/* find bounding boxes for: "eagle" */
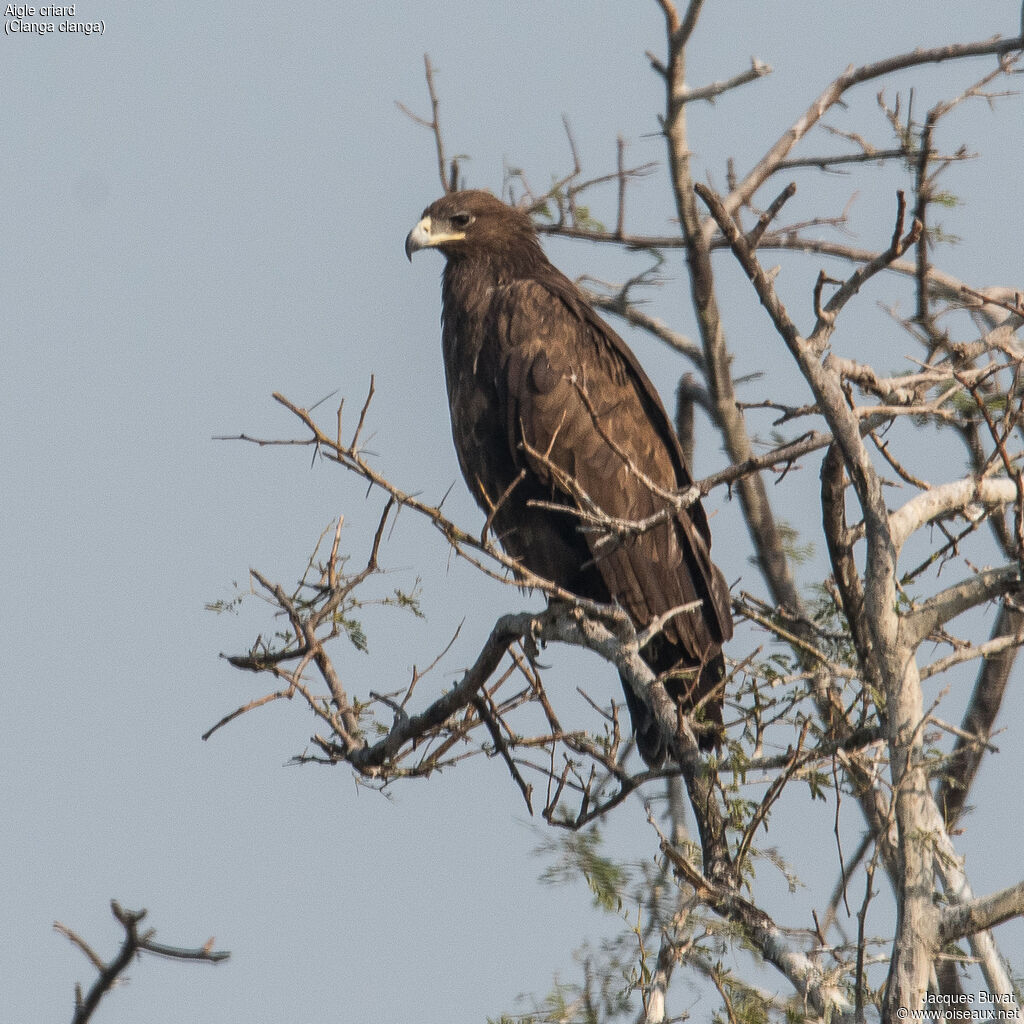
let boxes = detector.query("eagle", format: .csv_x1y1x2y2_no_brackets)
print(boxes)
406,190,732,764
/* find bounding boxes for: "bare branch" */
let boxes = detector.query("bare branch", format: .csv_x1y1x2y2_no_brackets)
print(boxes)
716,33,1024,235
941,879,1024,944
812,191,922,342
581,284,706,369
680,57,772,105
394,54,459,194
890,477,1023,552
348,610,536,773
773,146,907,172
920,623,1024,682
56,901,228,1024
745,181,796,250
903,566,1022,646
937,601,1024,827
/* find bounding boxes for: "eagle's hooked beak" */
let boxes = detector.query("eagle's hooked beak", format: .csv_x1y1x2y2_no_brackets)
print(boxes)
405,215,466,261
405,217,431,261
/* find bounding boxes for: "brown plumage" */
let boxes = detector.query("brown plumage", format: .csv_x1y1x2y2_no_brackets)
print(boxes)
406,190,732,764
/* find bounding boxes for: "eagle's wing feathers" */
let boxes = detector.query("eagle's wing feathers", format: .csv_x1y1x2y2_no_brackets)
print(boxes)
495,280,731,658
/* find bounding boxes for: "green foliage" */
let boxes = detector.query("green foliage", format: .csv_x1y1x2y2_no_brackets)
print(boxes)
803,768,831,801
756,847,803,895
391,585,425,618
569,204,606,233
725,792,760,831
539,827,628,915
925,222,962,246
749,515,814,569
806,585,859,668
538,979,600,1024
945,382,1009,421
336,615,368,652
712,965,773,1024
207,541,424,663
204,587,246,614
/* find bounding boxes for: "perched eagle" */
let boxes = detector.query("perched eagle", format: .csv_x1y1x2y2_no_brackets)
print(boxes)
406,190,732,764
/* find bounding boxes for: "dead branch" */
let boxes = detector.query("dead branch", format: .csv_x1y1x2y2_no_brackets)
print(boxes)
940,879,1024,944
56,901,228,1024
890,476,1023,552
937,601,1024,827
903,566,1022,646
395,54,459,194
716,34,1024,237
678,57,772,105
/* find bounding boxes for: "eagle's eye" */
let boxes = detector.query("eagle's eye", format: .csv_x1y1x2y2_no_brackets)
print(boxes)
450,212,474,230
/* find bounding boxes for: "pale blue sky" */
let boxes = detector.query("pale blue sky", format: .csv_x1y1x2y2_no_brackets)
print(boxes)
3,3,1023,1021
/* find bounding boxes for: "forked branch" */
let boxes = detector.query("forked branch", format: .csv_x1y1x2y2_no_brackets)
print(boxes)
55,901,228,1024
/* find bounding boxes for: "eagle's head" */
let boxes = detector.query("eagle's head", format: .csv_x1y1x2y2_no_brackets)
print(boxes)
405,190,538,264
